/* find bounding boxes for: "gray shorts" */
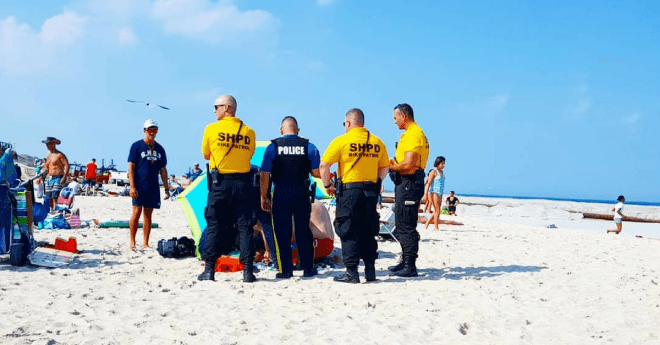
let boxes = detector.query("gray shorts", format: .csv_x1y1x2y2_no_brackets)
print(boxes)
614,218,622,224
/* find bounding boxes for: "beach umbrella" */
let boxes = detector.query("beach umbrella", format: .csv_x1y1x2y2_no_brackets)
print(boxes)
176,141,330,258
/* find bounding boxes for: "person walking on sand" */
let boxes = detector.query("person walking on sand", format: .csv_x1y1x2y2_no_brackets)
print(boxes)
197,95,257,283
42,137,70,211
388,103,429,278
85,158,97,196
607,195,626,234
128,120,170,250
423,156,445,230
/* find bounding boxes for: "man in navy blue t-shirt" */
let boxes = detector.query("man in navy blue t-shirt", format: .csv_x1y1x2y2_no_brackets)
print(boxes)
128,119,170,249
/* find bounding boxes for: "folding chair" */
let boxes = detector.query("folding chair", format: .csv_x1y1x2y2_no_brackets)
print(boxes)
54,186,75,212
378,205,399,242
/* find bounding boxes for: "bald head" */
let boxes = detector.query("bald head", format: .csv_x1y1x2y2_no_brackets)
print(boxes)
280,116,299,135
345,108,365,127
214,95,237,115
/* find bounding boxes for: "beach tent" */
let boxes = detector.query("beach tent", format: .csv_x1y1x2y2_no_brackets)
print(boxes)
177,140,331,258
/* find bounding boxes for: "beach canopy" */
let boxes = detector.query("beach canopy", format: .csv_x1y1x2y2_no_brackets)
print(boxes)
176,141,331,257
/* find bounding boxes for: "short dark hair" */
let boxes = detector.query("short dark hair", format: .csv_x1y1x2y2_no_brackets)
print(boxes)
434,156,445,167
281,116,298,127
345,108,364,126
92,158,96,162
450,191,454,194
394,103,414,121
617,195,625,202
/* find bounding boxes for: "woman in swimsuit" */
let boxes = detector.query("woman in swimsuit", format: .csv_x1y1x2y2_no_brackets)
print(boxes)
423,156,445,230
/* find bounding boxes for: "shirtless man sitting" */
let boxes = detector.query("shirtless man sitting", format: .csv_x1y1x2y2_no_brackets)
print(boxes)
42,137,69,210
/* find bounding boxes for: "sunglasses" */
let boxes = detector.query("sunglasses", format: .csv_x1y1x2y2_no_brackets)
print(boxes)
146,128,158,133
215,104,230,111
394,104,402,109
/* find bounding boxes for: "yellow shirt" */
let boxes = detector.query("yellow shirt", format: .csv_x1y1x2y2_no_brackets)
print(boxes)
201,116,256,174
395,122,429,172
321,127,389,183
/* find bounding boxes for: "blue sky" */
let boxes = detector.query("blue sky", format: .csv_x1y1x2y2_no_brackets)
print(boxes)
1,0,658,202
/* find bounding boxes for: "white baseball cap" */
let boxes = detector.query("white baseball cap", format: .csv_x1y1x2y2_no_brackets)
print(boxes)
143,119,158,129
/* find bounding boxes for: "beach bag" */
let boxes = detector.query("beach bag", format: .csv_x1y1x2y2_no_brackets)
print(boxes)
42,213,70,230
157,236,196,258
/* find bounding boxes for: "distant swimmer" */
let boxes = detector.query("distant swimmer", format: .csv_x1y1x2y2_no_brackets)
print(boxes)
127,99,170,110
607,195,626,234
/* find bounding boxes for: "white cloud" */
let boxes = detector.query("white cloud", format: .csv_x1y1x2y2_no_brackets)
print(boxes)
487,94,509,109
317,0,336,6
0,12,87,75
117,27,137,46
40,11,87,46
151,0,278,44
622,112,642,125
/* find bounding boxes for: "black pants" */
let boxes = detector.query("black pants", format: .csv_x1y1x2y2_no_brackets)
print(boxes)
394,178,424,260
334,186,379,267
271,184,313,273
202,175,254,265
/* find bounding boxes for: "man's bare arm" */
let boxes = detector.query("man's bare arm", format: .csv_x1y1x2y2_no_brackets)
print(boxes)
377,166,389,181
60,154,70,183
390,151,419,175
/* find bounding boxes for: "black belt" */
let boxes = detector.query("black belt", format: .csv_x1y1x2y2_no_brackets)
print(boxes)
400,169,424,180
342,181,377,191
211,170,251,182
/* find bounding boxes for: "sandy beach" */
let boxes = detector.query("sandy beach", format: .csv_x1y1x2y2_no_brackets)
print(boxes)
1,192,659,344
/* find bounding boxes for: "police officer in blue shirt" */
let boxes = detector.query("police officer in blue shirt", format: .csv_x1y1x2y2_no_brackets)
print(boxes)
260,116,321,279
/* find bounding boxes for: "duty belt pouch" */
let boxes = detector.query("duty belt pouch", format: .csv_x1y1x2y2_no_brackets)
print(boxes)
309,181,316,205
414,169,426,200
206,164,212,191
389,171,402,185
335,179,344,198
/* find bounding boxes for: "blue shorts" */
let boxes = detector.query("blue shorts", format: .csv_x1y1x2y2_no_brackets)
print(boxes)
84,179,96,188
132,189,161,209
45,175,64,200
614,218,622,224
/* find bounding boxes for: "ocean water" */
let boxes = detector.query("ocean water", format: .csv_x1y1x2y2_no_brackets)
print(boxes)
457,194,660,207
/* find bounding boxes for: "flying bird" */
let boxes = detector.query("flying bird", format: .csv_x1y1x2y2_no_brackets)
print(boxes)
127,99,170,110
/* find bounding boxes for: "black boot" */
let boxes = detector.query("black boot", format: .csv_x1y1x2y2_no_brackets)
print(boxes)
365,263,376,282
387,255,405,272
243,262,256,283
303,267,318,278
389,257,418,277
334,266,360,283
197,260,216,281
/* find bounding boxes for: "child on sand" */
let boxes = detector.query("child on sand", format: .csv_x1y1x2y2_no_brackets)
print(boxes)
607,195,625,234
423,156,445,230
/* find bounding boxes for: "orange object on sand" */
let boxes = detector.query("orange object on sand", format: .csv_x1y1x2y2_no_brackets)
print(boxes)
42,236,78,253
214,256,244,273
292,238,334,265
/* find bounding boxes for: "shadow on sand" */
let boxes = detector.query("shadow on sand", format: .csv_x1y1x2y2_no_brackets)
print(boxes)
365,264,547,283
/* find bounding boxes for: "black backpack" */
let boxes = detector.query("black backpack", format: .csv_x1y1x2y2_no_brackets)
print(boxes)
157,236,196,258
